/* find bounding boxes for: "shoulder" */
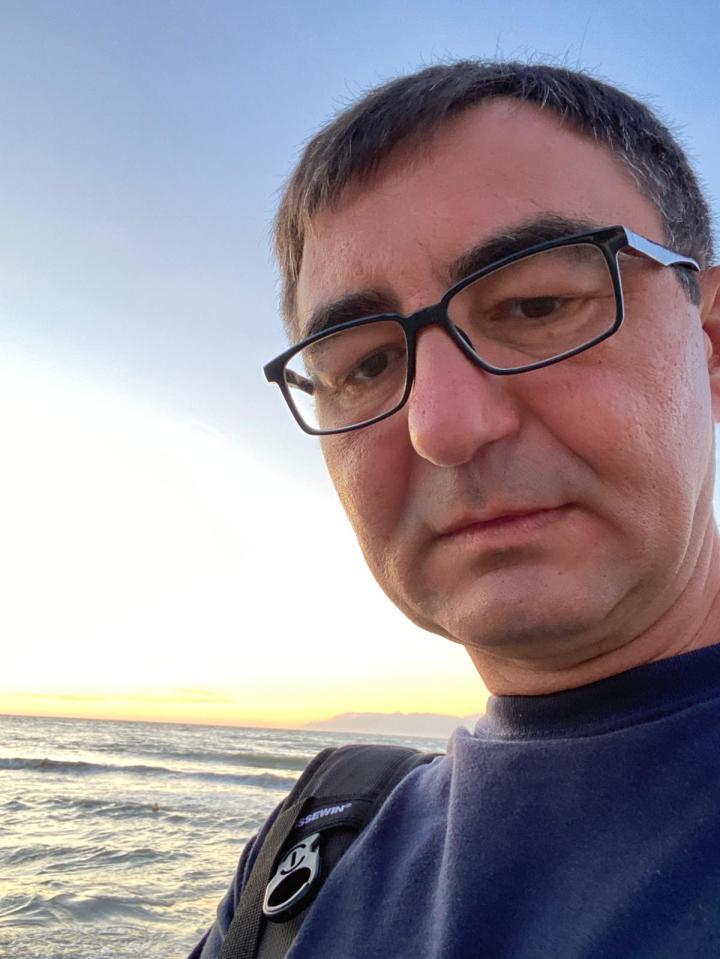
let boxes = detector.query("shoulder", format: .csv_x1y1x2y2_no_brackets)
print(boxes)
187,741,451,959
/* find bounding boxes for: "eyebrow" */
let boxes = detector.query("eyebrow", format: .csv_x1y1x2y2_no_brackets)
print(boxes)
447,214,601,284
299,213,602,341
301,289,403,340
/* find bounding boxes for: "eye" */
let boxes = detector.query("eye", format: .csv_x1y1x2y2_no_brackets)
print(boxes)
335,344,407,399
510,297,565,319
353,350,394,381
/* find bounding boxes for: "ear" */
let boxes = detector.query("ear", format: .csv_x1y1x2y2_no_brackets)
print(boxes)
699,267,720,422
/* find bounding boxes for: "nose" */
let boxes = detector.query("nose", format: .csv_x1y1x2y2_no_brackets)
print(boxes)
406,326,522,467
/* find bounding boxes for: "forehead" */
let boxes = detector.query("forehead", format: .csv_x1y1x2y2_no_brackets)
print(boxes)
295,99,664,335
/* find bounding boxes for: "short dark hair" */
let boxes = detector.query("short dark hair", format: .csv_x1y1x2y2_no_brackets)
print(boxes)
275,60,714,331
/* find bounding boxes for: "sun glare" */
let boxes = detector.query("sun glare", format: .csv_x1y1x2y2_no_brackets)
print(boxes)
1,360,487,726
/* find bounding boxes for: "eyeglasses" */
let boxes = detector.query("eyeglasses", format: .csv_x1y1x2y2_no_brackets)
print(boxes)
264,225,699,435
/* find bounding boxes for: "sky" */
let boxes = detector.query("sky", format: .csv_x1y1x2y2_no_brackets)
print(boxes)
2,0,719,728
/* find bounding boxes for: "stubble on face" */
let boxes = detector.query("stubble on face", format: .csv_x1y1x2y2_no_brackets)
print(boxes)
298,100,719,692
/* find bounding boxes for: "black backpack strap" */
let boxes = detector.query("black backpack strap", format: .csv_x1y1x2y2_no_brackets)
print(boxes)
219,743,440,959
218,747,336,959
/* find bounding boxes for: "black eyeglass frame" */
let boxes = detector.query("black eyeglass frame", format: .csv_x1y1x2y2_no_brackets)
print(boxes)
264,224,699,436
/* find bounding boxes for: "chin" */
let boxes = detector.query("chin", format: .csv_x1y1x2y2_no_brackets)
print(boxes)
387,542,644,656
430,582,621,658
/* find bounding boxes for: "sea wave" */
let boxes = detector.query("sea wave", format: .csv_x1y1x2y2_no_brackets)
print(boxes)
0,716,351,959
0,891,172,927
42,796,190,822
8,843,179,869
26,735,316,771
7,844,79,866
0,756,297,789
153,747,314,770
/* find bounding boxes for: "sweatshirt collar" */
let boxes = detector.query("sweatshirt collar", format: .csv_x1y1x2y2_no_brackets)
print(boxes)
478,643,720,740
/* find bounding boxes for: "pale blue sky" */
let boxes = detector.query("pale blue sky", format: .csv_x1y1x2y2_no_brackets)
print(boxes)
2,1,719,724
2,0,718,464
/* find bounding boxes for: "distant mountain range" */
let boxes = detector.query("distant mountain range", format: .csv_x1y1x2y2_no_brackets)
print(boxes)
304,711,482,738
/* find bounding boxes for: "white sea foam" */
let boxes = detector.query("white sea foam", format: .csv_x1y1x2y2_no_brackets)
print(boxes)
0,755,298,788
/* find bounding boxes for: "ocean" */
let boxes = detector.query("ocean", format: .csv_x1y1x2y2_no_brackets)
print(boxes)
0,714,446,959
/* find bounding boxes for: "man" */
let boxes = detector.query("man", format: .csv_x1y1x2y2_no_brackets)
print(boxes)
191,61,720,957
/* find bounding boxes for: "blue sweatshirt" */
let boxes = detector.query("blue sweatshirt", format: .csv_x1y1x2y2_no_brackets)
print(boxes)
190,644,720,958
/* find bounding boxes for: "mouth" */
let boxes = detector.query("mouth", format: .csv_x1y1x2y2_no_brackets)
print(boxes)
437,505,574,544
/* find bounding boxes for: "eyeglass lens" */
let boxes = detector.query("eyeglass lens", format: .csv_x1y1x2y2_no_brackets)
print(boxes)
284,243,617,432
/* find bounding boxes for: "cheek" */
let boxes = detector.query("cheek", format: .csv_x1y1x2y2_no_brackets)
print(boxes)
625,308,713,494
321,422,412,557
544,302,712,523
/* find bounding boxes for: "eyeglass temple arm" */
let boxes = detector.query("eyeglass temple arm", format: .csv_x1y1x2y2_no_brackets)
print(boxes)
623,228,700,271
284,368,315,395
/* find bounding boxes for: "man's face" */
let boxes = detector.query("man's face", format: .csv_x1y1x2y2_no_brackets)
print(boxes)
295,100,717,681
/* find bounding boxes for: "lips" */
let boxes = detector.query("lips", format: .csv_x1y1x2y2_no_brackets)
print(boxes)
437,505,570,539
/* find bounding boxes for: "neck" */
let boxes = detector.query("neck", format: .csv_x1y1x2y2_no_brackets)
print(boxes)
469,523,720,697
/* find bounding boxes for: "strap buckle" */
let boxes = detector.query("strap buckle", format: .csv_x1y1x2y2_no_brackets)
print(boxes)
262,832,322,922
